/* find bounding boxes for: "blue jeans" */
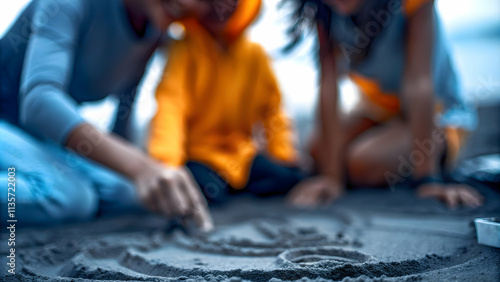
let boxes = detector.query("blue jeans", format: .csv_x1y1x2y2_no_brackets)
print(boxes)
0,121,141,226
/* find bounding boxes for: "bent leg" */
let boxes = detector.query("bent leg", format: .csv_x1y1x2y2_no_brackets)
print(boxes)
309,103,377,173
0,121,98,226
70,157,143,216
245,155,306,196
347,119,413,187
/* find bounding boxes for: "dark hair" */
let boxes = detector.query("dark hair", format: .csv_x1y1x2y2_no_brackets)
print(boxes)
281,0,332,53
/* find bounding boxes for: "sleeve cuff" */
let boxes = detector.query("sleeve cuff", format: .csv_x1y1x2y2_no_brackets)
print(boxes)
21,84,86,145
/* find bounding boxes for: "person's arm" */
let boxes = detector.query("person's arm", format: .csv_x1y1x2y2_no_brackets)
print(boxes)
402,0,436,179
20,0,212,229
287,23,344,206
145,41,215,227
404,1,483,208
317,36,343,185
66,123,213,229
19,0,87,143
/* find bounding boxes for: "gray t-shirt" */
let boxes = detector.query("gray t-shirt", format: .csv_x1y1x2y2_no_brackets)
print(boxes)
329,0,476,130
0,0,164,143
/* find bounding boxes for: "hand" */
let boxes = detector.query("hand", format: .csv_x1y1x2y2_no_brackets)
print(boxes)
134,164,214,232
287,176,344,207
416,183,484,209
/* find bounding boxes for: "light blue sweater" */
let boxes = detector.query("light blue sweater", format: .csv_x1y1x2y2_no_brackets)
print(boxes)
0,0,165,143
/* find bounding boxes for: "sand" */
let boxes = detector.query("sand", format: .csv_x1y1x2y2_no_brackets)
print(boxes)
1,104,499,282
1,182,499,282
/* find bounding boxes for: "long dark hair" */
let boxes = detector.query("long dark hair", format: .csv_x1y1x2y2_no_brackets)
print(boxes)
282,0,332,53
283,0,392,65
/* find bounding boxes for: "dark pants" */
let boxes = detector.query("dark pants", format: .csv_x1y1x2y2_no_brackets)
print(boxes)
186,155,306,203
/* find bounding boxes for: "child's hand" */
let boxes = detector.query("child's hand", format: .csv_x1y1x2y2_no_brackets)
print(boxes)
287,176,344,207
134,164,214,232
416,183,484,209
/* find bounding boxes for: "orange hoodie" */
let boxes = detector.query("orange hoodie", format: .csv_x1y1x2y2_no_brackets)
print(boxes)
148,0,297,189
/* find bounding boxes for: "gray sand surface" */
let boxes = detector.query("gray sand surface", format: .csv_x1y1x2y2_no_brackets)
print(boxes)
1,184,499,282
1,105,499,281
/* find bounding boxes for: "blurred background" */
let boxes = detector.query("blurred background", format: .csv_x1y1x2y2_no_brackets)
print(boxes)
1,0,499,149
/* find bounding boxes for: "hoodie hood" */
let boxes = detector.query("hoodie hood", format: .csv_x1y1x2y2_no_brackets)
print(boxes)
223,0,262,42
176,0,261,44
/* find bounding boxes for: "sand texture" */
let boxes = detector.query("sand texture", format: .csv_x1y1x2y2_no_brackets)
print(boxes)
1,184,499,282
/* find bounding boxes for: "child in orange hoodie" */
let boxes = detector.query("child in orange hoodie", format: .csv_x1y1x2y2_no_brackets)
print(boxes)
148,0,307,203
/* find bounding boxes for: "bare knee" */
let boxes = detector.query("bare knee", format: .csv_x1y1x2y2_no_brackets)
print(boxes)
347,143,387,187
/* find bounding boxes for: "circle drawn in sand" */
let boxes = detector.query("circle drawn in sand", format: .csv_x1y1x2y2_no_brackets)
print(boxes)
277,247,372,268
173,217,358,256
